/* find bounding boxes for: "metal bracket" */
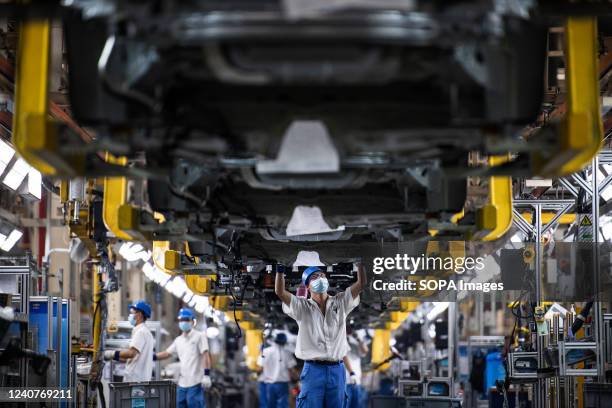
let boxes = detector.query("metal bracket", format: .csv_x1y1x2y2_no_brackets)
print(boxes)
512,199,575,238
508,352,540,380
558,341,599,376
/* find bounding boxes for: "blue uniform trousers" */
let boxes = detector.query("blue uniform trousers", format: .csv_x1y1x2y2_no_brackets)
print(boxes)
297,361,347,408
266,382,289,408
259,382,268,408
177,384,206,408
345,384,360,408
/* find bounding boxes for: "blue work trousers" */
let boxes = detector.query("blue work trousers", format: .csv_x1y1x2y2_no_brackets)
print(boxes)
259,382,268,408
297,361,347,408
266,382,289,408
177,384,206,408
345,384,360,408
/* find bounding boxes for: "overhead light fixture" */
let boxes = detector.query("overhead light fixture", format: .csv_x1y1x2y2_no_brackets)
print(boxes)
0,229,23,252
25,167,42,200
426,302,449,321
2,158,30,190
119,242,150,263
0,139,14,175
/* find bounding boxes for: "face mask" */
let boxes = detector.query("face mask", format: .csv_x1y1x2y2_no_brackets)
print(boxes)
128,314,137,326
179,321,192,332
310,277,329,294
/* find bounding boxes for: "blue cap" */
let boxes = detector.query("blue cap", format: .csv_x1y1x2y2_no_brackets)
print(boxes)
302,266,323,286
177,308,195,320
128,300,152,319
275,332,288,345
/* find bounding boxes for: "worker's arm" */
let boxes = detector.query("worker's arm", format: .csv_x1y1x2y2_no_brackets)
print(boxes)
343,355,358,385
201,350,213,387
155,351,172,360
155,338,177,361
202,350,211,370
105,347,139,361
350,263,367,299
343,355,354,374
289,367,300,381
275,272,291,306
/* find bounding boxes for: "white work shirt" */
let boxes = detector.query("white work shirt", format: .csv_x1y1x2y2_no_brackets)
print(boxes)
123,323,154,383
166,329,210,388
257,343,297,383
282,287,359,361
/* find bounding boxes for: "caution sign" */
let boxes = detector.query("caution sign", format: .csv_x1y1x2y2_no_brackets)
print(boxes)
577,214,593,242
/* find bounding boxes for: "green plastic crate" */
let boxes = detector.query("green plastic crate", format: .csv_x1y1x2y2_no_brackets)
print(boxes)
109,381,176,408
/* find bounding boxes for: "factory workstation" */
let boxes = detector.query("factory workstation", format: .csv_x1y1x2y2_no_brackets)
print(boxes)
1,1,612,407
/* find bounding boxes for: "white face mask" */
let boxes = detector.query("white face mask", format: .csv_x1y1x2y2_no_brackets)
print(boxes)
310,277,329,293
128,313,137,326
178,321,193,332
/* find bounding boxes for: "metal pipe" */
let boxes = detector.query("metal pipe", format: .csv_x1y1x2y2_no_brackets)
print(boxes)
56,297,62,387
552,314,561,408
591,157,606,381
92,265,102,359
535,204,547,408
564,312,573,408
448,301,456,391
514,199,576,206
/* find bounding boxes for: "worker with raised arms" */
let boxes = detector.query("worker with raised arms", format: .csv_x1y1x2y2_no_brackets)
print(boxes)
275,263,367,408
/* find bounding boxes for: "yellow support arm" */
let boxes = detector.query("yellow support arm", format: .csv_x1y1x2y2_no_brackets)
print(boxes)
370,329,392,371
245,330,263,371
183,242,215,294
535,17,603,176
12,20,56,175
102,154,136,240
386,311,410,331
473,156,512,241
12,20,85,175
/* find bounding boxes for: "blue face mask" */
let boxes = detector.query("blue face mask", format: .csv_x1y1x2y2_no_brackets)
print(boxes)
310,277,329,294
179,321,193,332
128,314,137,327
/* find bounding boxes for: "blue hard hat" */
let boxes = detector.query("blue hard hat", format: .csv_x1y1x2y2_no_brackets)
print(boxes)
275,332,288,345
302,266,323,286
128,300,152,319
177,308,195,320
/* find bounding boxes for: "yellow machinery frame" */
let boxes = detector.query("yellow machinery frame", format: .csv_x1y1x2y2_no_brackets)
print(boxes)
536,17,603,176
